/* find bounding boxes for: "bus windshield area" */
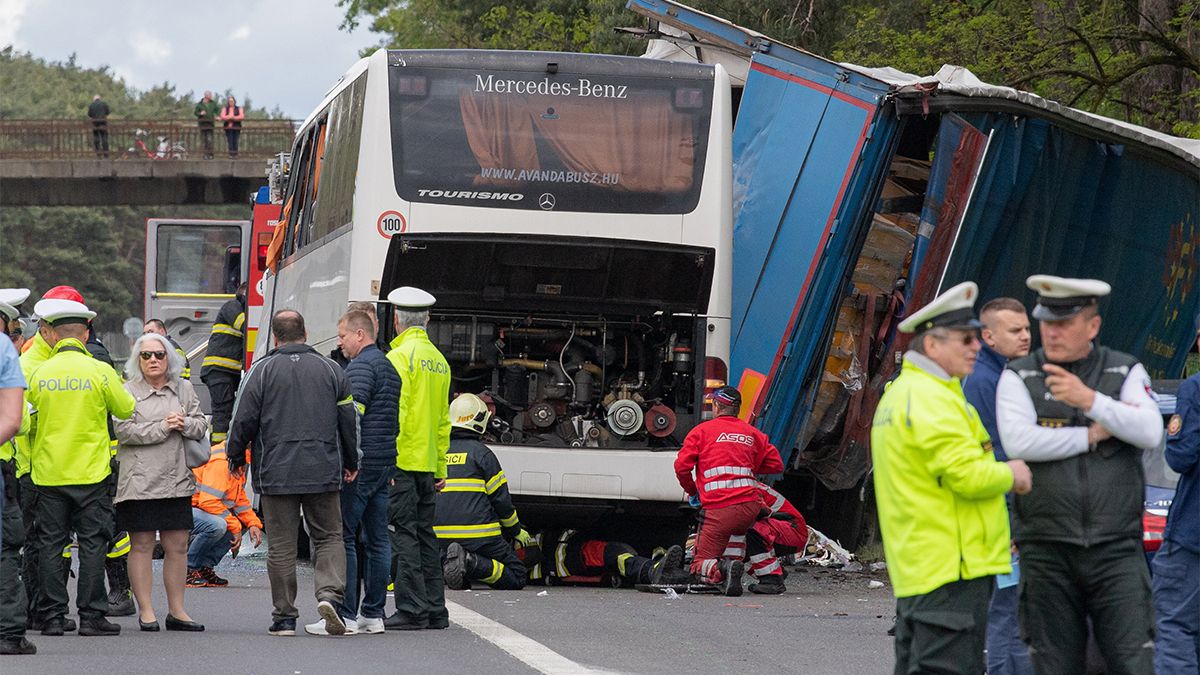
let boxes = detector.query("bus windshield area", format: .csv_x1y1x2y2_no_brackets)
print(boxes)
389,62,713,214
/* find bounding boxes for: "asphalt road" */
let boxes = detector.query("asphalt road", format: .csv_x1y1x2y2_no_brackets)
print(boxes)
10,555,897,674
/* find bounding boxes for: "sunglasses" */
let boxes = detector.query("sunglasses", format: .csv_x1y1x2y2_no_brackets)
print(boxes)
139,351,167,361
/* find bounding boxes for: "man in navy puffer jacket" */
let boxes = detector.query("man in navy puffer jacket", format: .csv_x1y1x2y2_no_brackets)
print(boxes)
328,309,401,635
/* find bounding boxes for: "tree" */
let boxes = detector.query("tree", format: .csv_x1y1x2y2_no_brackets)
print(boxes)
832,0,1199,137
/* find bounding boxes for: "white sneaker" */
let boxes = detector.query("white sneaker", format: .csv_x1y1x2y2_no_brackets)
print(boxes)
304,617,358,636
316,600,348,636
356,615,385,634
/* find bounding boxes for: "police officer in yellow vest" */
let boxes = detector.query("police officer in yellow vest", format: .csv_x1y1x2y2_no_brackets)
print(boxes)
25,298,135,637
383,286,451,631
871,281,1033,674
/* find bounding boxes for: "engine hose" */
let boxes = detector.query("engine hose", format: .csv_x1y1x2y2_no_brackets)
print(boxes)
498,358,601,376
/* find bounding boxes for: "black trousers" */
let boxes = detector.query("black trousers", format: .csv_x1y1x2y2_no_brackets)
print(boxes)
1019,538,1154,675
388,471,446,623
443,536,526,590
203,373,239,443
1,466,28,638
17,474,48,621
34,482,113,620
91,123,108,155
893,576,993,675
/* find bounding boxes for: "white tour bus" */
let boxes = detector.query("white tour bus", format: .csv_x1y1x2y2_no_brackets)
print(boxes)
260,49,732,512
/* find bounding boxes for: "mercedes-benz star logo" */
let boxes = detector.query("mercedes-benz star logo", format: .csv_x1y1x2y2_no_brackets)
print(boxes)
538,193,556,210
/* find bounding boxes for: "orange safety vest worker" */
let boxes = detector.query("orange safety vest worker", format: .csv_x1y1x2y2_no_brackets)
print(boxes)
191,448,261,535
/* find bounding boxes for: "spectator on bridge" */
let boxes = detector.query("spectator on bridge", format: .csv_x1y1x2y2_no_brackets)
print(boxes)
219,96,245,159
87,95,110,158
194,91,220,159
113,332,207,632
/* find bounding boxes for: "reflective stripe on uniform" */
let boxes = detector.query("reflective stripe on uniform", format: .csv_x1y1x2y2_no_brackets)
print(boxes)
441,478,486,493
211,323,244,338
202,355,242,371
107,531,131,558
197,484,224,499
62,544,73,559
703,478,757,491
433,523,502,539
762,485,787,513
485,471,507,495
483,559,504,584
233,313,246,330
616,552,633,576
338,395,354,406
702,465,754,479
232,504,252,514
499,511,519,528
211,432,228,442
355,402,366,415
753,559,782,576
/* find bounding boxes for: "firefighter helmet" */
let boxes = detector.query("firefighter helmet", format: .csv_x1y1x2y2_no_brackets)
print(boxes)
450,393,491,434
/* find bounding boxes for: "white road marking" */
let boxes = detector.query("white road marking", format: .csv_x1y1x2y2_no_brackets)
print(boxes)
445,600,604,674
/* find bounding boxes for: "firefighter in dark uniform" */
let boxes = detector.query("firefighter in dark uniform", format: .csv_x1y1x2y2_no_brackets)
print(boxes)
519,530,684,587
26,298,136,637
996,275,1163,675
436,393,528,590
200,283,247,444
0,288,35,655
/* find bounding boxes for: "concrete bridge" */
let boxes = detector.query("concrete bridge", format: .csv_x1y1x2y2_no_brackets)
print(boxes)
0,119,295,206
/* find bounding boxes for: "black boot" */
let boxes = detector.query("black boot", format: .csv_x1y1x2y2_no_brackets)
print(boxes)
648,545,685,585
717,559,744,597
79,616,121,636
105,558,135,617
0,637,37,654
442,542,473,591
748,574,786,595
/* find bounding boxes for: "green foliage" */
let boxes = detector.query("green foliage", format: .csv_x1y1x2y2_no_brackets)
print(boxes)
0,47,275,120
832,0,1199,136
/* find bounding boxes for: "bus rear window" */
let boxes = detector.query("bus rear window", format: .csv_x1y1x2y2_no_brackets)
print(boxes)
389,65,712,214
155,225,241,295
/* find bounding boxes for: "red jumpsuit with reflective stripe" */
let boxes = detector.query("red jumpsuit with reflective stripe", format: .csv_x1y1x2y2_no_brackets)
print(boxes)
675,415,784,582
745,482,808,578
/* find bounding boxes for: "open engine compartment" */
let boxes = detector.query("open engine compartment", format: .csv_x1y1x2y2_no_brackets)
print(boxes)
429,311,706,449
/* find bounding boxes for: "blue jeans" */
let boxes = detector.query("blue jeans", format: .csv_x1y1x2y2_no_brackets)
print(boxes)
338,464,392,619
1153,541,1200,674
188,507,231,569
987,579,1033,675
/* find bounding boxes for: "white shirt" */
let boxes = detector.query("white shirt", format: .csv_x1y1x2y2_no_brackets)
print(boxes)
996,358,1162,462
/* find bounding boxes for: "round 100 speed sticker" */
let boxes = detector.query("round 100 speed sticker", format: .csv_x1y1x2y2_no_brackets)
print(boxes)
377,210,407,239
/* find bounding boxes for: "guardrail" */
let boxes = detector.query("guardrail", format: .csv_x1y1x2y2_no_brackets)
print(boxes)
0,119,297,159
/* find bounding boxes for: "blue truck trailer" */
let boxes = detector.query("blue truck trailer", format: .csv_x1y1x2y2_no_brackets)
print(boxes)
628,0,1200,546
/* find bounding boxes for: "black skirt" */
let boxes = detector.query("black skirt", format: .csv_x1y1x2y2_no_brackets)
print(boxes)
115,496,194,533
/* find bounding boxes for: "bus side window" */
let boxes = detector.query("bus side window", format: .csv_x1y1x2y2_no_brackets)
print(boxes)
282,127,316,258
297,120,328,251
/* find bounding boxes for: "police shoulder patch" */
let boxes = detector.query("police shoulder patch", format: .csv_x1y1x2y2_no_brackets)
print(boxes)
1167,414,1182,437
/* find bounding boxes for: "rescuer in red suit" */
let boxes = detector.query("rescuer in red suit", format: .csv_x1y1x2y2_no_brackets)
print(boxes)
674,386,784,596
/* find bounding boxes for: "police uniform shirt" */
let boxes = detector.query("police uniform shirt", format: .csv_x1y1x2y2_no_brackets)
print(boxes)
995,360,1163,460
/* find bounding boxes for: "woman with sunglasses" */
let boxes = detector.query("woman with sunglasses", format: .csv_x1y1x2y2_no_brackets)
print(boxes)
112,333,208,632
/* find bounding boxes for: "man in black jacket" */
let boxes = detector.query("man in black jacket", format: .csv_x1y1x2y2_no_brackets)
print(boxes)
227,310,360,637
87,95,109,158
996,276,1163,675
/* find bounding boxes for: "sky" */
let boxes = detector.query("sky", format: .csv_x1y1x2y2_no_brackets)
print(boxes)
1,0,382,118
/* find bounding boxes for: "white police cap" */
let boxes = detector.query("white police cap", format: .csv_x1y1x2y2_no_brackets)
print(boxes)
386,286,436,309
32,298,96,325
898,281,981,334
1026,275,1111,321
0,288,31,321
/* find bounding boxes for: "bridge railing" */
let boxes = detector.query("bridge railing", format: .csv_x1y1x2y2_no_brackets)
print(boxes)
0,119,297,159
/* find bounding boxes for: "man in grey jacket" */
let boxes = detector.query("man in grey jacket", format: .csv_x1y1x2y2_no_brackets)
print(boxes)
227,310,359,637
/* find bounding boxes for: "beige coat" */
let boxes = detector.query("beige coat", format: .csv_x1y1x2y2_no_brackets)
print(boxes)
113,378,208,502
